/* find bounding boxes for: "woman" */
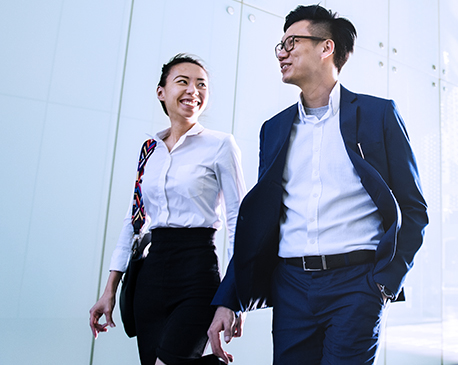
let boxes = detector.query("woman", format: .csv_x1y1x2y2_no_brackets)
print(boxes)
90,54,246,365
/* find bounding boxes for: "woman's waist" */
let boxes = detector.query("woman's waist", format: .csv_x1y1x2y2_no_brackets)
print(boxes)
150,227,216,243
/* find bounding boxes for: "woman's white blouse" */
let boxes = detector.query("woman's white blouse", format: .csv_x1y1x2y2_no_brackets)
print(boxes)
109,123,246,272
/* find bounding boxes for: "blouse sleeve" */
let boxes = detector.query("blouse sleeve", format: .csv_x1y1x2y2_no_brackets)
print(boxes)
214,135,247,261
108,203,134,272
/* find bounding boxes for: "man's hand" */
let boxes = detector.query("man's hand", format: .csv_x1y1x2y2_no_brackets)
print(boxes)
234,311,246,338
376,283,391,305
208,306,244,364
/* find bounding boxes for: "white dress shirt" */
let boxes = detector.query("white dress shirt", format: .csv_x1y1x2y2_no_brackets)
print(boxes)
279,82,384,258
110,122,246,272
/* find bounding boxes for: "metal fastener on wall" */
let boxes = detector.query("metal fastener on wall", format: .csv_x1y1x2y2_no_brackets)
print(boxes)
248,14,256,22
226,6,234,15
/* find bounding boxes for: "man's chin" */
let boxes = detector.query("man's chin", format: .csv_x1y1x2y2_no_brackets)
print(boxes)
281,75,296,86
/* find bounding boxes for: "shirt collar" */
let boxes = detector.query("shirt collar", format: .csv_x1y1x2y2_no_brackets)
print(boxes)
155,121,204,141
297,81,341,123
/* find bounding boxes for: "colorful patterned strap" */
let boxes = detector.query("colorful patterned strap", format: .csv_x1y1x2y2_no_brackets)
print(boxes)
131,139,157,235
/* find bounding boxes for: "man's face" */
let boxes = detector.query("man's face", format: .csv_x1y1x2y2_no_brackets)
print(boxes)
277,20,324,87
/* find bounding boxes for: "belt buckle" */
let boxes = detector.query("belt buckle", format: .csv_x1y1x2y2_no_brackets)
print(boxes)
302,256,327,271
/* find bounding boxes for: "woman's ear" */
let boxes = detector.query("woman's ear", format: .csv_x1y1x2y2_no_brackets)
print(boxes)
157,85,165,101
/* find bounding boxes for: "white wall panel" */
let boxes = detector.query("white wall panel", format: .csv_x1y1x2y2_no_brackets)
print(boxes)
0,95,47,317
440,0,458,85
0,103,116,364
327,0,389,57
19,104,114,318
389,0,439,77
242,0,311,17
339,46,388,98
0,0,63,100
48,0,131,111
0,319,92,365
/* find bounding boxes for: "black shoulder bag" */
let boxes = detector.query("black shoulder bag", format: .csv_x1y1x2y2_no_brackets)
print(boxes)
119,139,156,337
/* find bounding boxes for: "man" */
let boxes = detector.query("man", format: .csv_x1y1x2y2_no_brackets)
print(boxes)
208,4,428,365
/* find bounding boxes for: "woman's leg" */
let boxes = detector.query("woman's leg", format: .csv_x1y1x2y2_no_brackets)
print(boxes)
135,228,220,365
155,296,216,364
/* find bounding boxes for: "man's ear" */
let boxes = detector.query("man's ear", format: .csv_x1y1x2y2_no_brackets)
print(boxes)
322,39,335,59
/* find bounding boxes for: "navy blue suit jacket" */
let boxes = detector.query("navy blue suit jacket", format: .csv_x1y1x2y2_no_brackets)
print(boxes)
212,85,428,312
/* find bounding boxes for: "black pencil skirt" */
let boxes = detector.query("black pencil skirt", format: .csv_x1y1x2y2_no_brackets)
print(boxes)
133,228,221,365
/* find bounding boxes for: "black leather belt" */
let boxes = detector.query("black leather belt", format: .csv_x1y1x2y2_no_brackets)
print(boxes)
284,250,376,271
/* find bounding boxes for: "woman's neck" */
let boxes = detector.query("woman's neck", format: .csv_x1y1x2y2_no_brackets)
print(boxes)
163,118,196,151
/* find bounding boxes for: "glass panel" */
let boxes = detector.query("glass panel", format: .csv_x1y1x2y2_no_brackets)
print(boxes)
385,61,441,364
441,80,458,364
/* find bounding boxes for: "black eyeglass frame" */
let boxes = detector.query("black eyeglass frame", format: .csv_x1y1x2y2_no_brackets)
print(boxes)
275,35,327,58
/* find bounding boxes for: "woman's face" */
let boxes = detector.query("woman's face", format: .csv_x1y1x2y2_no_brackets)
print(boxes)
157,62,208,122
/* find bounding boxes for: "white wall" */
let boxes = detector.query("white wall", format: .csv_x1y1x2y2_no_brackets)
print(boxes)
0,0,457,364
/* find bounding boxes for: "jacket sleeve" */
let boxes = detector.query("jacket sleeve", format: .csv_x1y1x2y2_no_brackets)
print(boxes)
372,100,428,296
211,258,242,312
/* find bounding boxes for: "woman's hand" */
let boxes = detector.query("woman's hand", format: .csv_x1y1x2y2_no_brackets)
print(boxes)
89,293,116,338
89,271,123,338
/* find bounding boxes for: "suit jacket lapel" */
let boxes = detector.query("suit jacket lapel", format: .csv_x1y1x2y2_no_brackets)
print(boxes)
261,104,297,184
339,85,358,154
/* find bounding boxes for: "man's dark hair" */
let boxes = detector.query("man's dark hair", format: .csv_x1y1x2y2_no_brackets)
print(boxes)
158,53,207,116
284,4,357,73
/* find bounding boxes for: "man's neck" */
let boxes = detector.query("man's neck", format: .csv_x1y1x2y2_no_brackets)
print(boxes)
300,76,338,109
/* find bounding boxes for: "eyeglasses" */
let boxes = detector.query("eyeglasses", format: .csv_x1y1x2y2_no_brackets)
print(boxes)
275,35,326,58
